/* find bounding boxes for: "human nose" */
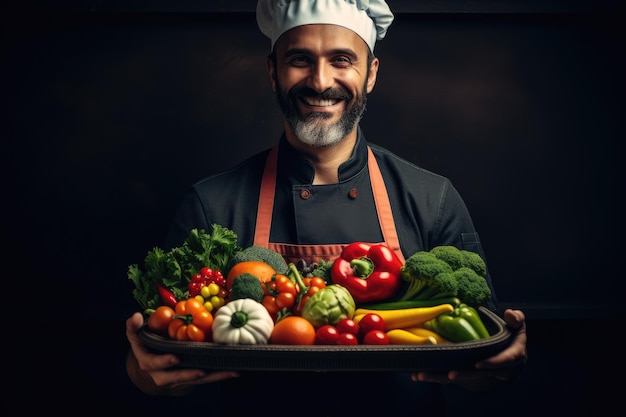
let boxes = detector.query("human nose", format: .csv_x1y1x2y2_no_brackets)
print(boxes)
306,62,333,93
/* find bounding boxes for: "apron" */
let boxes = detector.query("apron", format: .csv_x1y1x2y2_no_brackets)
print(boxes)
253,145,405,265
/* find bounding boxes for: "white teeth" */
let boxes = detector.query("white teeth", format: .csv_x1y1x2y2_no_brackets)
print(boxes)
304,98,337,107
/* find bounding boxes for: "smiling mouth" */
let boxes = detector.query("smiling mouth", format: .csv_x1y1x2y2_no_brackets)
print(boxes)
300,97,341,107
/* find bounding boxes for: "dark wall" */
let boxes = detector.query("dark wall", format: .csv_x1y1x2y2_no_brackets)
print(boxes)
3,6,624,416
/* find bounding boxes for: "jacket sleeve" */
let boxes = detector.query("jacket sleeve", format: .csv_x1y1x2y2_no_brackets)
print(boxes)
433,181,500,312
163,190,212,251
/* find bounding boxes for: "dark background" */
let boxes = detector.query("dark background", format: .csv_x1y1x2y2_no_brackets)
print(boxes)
2,1,624,415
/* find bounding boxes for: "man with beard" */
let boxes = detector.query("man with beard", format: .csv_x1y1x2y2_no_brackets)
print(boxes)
125,1,528,414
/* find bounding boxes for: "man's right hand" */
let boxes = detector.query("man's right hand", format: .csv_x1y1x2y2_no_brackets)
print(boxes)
125,312,239,395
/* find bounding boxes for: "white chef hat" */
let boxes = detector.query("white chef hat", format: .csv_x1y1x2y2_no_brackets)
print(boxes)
256,0,394,52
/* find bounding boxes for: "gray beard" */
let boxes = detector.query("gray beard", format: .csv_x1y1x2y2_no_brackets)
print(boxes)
286,112,351,148
276,84,368,148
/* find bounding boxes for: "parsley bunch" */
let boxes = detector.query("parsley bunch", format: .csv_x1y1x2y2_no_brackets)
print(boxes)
128,225,241,312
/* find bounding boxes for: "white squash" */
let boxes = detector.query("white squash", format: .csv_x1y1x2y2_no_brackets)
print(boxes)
212,298,274,344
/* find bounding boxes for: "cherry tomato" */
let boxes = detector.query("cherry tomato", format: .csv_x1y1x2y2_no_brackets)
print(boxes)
337,332,358,345
363,329,389,345
275,291,296,309
276,278,297,296
199,266,213,277
147,306,175,336
357,313,386,338
309,277,326,289
335,318,360,337
315,325,340,345
262,295,280,318
263,281,277,296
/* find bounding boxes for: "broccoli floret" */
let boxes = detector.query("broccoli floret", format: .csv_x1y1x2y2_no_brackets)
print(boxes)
430,245,466,270
229,273,264,303
399,251,456,301
460,250,487,277
453,267,491,306
430,245,487,278
229,245,289,275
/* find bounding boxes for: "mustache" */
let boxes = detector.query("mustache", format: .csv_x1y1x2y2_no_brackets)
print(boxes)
290,85,353,101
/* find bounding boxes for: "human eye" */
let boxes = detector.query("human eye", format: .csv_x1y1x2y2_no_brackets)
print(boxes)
332,55,353,68
288,55,311,67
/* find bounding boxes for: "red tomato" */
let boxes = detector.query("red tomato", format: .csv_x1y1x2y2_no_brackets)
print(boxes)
362,330,389,345
335,318,359,336
358,313,386,338
315,325,340,345
337,332,358,345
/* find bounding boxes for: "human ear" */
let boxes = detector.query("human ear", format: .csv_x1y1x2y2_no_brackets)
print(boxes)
265,56,277,92
366,57,379,93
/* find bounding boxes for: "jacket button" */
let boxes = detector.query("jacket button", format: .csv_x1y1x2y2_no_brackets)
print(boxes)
300,189,311,199
349,188,358,199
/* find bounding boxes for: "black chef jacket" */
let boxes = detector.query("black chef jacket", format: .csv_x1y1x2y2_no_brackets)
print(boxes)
157,127,501,416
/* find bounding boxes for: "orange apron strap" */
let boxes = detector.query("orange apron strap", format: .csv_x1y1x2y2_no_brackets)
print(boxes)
253,145,278,247
367,147,405,263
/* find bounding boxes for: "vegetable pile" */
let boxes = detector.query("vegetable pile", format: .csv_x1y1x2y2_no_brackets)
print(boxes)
130,229,494,346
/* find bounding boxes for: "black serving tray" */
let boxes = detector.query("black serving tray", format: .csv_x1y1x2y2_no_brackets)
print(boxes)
138,306,512,371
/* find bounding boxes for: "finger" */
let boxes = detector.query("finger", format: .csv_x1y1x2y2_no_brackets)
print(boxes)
411,371,453,385
178,371,240,386
503,309,525,329
126,312,181,371
477,325,527,369
126,312,144,334
152,369,240,388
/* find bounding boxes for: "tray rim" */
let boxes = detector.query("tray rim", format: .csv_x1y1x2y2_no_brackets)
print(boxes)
139,306,512,371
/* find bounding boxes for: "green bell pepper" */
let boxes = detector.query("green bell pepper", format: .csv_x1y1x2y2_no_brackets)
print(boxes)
456,303,490,339
425,303,490,342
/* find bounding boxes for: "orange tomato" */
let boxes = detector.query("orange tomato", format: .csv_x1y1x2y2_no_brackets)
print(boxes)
147,305,175,336
226,261,276,290
270,316,316,345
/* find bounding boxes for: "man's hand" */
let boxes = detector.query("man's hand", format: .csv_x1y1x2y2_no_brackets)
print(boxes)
411,308,528,392
126,312,239,395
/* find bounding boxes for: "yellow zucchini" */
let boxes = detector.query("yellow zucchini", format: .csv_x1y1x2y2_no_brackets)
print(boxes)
353,303,454,331
403,326,451,344
386,328,437,345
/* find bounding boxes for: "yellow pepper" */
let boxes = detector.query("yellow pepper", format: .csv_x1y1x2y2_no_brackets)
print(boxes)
353,303,454,331
402,325,451,344
386,328,437,345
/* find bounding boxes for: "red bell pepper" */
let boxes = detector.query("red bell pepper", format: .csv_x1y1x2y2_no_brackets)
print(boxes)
330,242,403,304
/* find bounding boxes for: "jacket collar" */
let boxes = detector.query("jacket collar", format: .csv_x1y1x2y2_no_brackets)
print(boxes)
277,126,369,184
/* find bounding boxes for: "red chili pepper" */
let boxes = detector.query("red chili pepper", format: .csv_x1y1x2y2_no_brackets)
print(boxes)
330,242,403,304
156,283,178,308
